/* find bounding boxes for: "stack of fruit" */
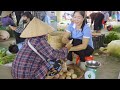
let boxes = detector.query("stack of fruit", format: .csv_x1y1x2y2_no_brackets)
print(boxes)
45,62,84,79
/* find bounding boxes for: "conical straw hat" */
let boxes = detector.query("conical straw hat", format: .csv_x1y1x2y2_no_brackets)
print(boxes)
1,11,12,17
20,17,55,38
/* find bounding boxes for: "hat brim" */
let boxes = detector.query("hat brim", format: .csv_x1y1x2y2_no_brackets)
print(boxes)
20,17,55,38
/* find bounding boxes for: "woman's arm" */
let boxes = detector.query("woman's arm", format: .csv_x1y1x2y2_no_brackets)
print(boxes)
69,25,91,51
69,38,89,51
9,25,17,30
35,37,71,60
9,23,24,33
8,17,16,26
62,23,73,44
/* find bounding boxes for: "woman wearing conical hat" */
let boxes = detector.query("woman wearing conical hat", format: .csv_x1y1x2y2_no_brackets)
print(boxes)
11,17,72,79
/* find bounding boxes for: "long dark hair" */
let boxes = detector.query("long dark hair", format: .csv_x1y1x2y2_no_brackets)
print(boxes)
73,11,87,32
22,12,34,21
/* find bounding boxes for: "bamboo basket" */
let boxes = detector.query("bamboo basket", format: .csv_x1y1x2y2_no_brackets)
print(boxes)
47,31,65,50
57,22,67,31
67,64,85,79
45,64,85,79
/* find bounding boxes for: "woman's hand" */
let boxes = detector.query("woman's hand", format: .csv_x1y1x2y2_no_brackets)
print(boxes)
6,26,11,30
62,31,71,44
9,25,17,30
65,40,73,50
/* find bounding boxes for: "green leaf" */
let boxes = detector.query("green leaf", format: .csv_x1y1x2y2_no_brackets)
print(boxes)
104,31,120,44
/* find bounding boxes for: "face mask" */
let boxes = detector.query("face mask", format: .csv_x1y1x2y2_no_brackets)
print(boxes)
23,20,27,24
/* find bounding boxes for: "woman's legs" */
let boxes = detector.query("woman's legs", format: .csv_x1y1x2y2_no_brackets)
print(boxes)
74,45,94,62
67,51,73,61
67,39,94,62
94,22,99,33
67,39,82,61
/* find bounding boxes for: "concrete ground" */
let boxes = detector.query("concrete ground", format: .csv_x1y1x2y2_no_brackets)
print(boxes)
0,38,15,79
95,21,120,79
0,66,13,79
95,55,120,79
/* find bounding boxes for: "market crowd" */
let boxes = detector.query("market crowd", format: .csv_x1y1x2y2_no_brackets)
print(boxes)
89,11,120,33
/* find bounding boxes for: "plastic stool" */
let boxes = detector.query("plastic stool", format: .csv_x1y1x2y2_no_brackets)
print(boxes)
76,55,94,65
85,55,94,61
76,56,80,65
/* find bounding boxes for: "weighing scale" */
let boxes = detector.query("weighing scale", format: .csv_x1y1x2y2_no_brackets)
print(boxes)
84,60,101,79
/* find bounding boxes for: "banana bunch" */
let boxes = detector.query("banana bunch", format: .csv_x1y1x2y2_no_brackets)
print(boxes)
0,48,7,57
0,48,16,65
1,54,16,64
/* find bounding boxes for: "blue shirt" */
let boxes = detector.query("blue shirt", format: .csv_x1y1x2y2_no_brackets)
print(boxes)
66,24,94,49
17,42,24,50
117,11,120,20
1,16,15,27
44,15,51,25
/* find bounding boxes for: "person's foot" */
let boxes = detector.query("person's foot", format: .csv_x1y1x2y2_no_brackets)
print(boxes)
66,60,73,65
